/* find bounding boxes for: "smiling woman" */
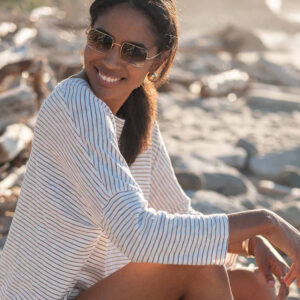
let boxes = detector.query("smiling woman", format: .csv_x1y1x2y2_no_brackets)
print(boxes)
0,0,300,300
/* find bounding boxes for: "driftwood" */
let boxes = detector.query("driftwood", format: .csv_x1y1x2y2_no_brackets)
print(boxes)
0,59,48,109
0,86,36,132
0,125,33,164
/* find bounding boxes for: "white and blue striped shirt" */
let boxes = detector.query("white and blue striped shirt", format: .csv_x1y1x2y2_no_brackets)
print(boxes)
0,78,234,299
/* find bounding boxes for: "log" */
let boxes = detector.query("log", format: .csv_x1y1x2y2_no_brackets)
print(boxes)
0,187,20,214
0,59,34,84
0,85,36,132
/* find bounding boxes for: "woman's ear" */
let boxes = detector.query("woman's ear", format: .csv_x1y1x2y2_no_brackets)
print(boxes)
149,50,170,74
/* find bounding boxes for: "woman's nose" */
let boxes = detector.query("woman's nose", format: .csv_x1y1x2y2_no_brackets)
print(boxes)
102,44,122,67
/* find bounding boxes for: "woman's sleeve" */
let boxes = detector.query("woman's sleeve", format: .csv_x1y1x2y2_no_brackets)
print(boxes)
148,122,202,215
45,80,229,266
148,122,238,268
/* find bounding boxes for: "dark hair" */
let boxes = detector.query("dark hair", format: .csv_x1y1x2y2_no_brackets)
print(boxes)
89,0,178,165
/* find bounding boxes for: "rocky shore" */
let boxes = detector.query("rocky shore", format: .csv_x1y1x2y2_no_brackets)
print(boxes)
0,1,299,298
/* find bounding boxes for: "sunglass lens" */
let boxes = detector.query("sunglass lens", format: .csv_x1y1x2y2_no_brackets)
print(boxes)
88,29,112,52
121,43,147,66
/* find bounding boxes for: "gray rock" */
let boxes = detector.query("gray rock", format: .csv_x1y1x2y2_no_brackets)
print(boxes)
190,190,246,214
278,166,300,188
203,173,247,196
236,138,258,157
175,171,204,190
272,201,300,229
217,147,248,171
247,88,300,112
172,154,257,198
249,148,300,181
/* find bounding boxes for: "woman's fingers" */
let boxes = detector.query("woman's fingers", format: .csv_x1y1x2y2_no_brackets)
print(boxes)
261,263,275,286
271,261,289,300
284,264,296,286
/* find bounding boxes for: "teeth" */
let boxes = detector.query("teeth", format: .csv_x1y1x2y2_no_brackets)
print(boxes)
98,71,121,83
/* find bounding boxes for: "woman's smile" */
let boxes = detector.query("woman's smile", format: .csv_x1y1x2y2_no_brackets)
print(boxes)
94,66,125,88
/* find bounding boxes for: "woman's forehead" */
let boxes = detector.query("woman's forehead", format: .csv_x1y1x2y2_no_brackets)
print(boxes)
93,3,157,48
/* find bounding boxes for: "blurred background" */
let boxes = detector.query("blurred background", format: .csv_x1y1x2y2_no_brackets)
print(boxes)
0,1,300,298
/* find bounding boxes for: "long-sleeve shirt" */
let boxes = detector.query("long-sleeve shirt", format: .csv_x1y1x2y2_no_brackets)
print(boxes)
0,78,235,299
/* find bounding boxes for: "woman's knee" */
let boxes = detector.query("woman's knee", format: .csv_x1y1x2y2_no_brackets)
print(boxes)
229,268,276,300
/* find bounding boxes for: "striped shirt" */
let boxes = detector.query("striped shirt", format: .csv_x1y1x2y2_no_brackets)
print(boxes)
0,78,235,299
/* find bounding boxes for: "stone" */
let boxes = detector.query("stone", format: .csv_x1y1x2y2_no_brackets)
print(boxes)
13,28,37,47
0,125,33,164
236,138,258,157
175,171,204,190
0,22,17,38
249,148,300,181
203,173,248,196
190,190,246,214
215,25,266,54
278,165,300,188
217,147,248,170
172,154,256,197
257,180,300,197
200,69,250,98
247,88,300,112
272,201,300,229
29,6,65,24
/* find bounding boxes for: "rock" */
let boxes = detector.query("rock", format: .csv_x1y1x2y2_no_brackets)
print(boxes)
0,125,33,164
254,56,300,87
13,28,37,47
200,69,250,98
272,201,300,229
217,147,248,170
0,47,32,70
29,6,65,24
172,154,256,197
0,166,26,191
168,66,197,86
175,171,204,190
0,215,13,235
0,22,17,38
257,180,300,197
247,88,300,112
203,173,247,196
0,86,36,132
278,165,300,188
236,138,258,157
215,25,266,54
249,148,300,181
190,190,246,214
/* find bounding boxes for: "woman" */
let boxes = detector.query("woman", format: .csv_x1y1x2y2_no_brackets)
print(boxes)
0,0,299,299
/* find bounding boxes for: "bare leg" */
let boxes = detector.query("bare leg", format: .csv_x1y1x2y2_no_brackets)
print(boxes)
75,263,234,300
229,267,276,300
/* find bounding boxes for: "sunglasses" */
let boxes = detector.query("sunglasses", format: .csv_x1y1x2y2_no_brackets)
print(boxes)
86,28,161,68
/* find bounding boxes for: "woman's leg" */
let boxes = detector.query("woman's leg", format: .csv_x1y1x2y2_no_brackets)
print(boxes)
75,262,234,300
228,267,276,300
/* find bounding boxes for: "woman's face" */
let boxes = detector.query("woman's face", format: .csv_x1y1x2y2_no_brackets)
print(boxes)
84,3,160,114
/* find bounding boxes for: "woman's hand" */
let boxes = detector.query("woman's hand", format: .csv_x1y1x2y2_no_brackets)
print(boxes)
250,235,290,300
263,211,300,287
